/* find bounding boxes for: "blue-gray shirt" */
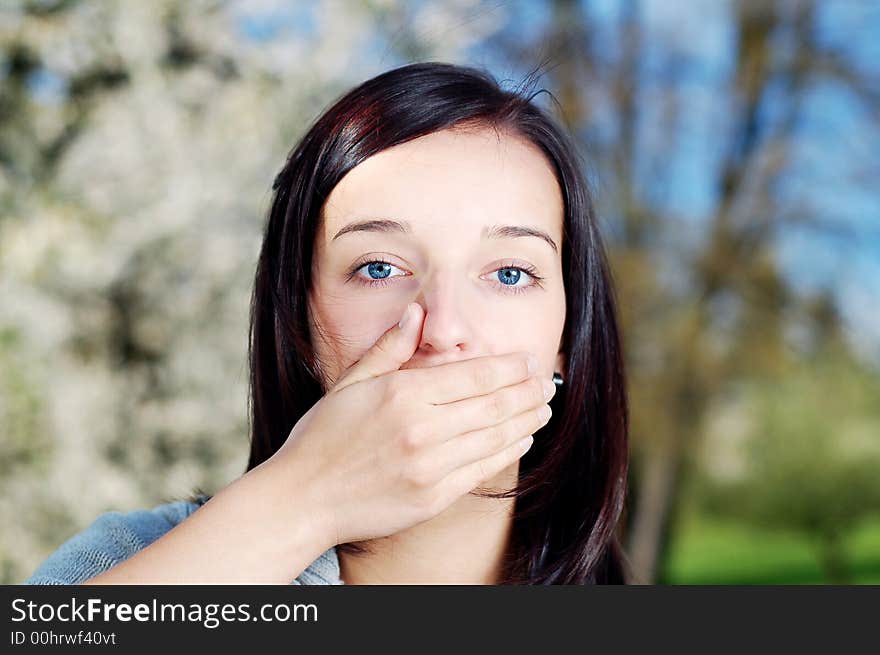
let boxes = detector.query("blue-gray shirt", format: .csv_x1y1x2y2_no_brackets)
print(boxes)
24,496,343,585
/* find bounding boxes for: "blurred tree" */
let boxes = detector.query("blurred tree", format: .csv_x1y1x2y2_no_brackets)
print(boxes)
0,0,510,583
696,302,880,583
1,0,878,585
492,0,880,582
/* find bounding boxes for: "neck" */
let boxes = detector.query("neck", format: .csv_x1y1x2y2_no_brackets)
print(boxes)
337,464,519,585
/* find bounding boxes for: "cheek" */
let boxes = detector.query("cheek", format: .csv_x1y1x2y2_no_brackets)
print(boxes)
459,294,565,379
507,327,562,379
513,289,565,379
310,299,394,379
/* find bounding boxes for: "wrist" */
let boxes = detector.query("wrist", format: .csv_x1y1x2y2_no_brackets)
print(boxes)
243,457,338,558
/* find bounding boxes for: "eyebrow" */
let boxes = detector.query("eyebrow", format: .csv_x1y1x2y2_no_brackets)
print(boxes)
331,218,558,254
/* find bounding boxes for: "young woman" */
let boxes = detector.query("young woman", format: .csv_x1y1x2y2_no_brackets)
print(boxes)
26,62,630,585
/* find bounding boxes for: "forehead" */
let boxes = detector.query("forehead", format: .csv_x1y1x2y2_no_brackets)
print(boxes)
320,127,564,241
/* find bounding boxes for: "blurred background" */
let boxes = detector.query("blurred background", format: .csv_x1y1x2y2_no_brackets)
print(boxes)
1,0,878,585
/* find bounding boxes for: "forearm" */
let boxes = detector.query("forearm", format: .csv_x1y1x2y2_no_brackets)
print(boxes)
81,461,333,584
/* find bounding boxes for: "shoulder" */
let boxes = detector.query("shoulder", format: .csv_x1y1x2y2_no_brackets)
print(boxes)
24,495,207,585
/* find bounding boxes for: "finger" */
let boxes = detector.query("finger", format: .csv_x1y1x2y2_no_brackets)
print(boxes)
437,429,537,501
333,302,424,394
402,350,537,405
432,373,553,438
429,403,550,481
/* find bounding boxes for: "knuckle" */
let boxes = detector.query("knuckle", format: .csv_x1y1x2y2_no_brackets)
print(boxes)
485,392,507,422
397,426,424,454
486,423,509,452
405,461,434,489
371,336,396,360
470,364,494,392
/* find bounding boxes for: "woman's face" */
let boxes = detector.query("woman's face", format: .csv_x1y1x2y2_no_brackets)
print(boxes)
309,126,566,390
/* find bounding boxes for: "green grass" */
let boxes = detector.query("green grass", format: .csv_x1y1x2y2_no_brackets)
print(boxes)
663,513,880,585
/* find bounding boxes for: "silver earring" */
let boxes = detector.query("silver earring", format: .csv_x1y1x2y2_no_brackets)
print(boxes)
552,371,564,387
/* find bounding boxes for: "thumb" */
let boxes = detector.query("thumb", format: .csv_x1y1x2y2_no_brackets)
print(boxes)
331,302,423,393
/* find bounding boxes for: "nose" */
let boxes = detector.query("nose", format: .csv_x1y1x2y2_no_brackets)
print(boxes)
411,268,475,358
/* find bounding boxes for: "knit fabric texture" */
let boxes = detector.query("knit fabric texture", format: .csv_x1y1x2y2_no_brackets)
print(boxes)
24,496,344,585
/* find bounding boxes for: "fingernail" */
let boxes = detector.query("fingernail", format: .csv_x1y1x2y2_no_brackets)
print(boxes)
526,353,538,375
398,303,414,330
542,378,555,401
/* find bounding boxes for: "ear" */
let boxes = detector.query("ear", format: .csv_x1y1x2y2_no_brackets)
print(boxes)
554,351,566,378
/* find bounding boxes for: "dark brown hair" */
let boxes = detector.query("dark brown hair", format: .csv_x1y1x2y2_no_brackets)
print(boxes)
206,62,629,584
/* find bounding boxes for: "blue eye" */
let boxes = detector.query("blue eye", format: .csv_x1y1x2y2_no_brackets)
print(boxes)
350,260,407,285
493,266,541,295
347,259,544,295
497,267,522,286
365,261,394,280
